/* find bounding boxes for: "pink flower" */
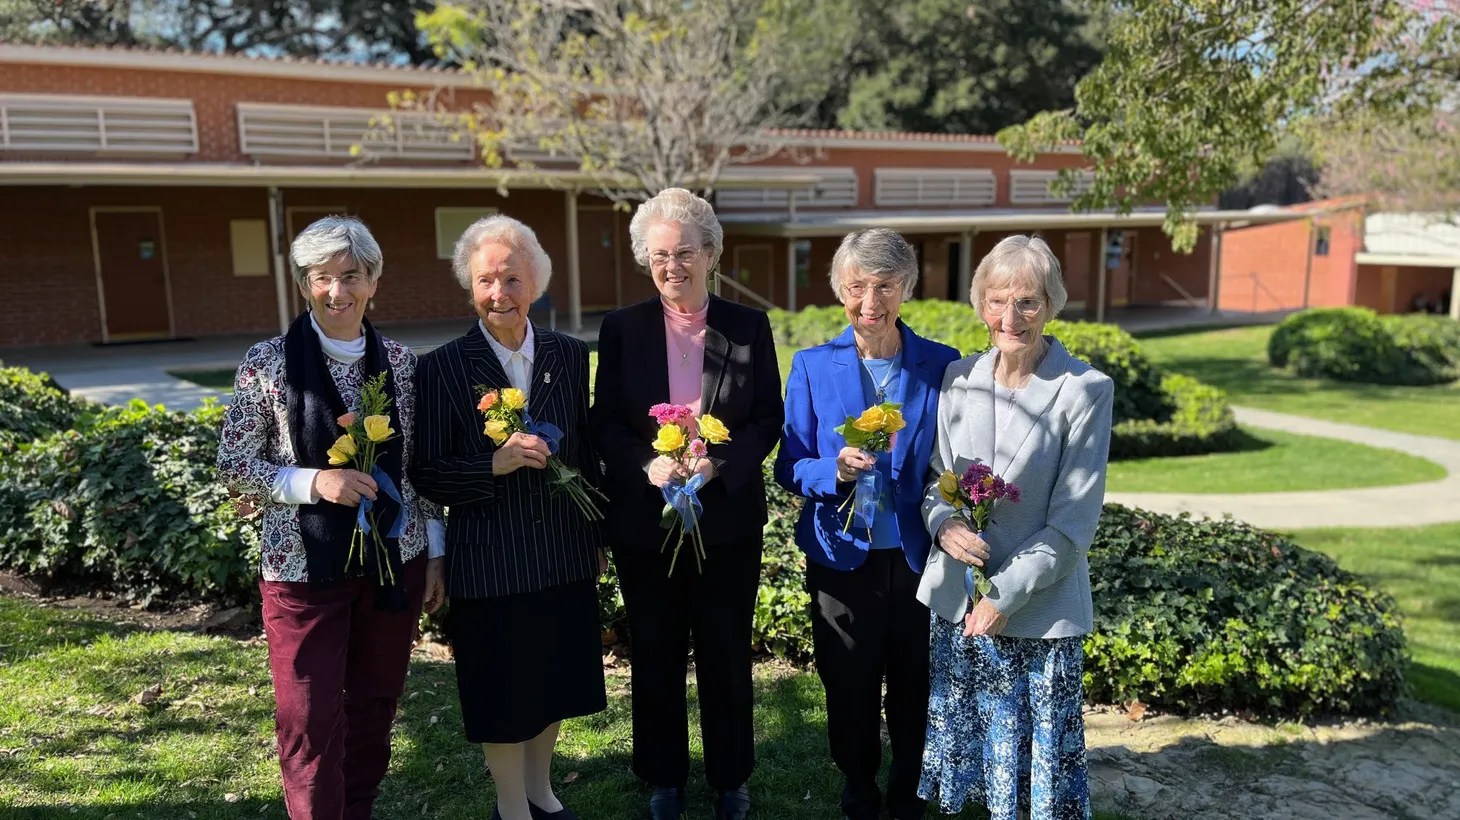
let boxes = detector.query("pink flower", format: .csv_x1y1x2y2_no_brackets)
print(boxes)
687,439,708,459
337,412,357,428
649,403,695,427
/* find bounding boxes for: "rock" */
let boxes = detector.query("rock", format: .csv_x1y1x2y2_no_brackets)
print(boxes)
1122,774,1166,806
202,606,254,632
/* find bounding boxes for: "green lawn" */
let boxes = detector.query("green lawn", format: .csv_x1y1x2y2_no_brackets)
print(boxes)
1135,325,1460,440
1290,523,1460,713
0,596,1133,819
1105,426,1447,494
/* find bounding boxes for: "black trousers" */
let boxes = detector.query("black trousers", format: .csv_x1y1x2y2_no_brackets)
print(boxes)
807,549,931,820
615,535,763,792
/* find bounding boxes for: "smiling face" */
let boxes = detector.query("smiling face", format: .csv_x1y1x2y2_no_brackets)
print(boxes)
300,254,377,339
980,272,1049,358
471,240,534,340
839,266,905,346
645,220,710,307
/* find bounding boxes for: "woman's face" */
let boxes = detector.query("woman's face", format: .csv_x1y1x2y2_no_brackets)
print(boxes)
300,254,377,339
840,266,905,342
471,241,535,338
980,274,1049,358
645,221,710,305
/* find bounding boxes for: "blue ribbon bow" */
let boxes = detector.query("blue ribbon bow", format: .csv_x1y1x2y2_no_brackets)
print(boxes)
357,465,406,539
522,411,563,455
661,473,706,531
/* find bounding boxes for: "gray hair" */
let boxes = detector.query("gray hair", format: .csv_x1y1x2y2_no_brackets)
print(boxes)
970,235,1068,316
829,228,920,300
290,215,383,285
629,188,724,269
451,215,553,300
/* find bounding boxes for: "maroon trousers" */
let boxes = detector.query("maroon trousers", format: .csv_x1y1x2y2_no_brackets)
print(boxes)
260,556,427,820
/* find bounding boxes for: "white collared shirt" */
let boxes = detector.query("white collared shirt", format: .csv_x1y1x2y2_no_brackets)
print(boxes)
480,319,536,400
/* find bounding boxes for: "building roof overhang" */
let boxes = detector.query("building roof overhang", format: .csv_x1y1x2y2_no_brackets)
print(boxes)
1354,252,1460,268
0,161,822,191
719,207,1309,237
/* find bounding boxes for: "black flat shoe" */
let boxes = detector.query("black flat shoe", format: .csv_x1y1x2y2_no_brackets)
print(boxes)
649,786,684,820
715,784,750,820
528,802,579,820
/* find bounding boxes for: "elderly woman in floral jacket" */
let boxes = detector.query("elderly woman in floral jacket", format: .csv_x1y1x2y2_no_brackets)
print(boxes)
217,215,445,820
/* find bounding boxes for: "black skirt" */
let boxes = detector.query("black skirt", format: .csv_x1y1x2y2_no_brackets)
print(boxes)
449,578,608,744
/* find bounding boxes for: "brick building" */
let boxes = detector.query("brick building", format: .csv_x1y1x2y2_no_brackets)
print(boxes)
0,43,1300,347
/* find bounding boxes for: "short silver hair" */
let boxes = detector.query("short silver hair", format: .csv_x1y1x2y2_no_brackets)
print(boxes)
970,235,1068,316
452,215,553,300
629,188,724,269
829,228,920,300
290,216,383,285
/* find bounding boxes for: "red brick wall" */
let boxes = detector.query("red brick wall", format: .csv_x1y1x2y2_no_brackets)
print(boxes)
1219,207,1364,313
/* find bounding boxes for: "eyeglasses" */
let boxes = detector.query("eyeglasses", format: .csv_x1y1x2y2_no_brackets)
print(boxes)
307,272,368,289
982,297,1044,317
844,282,901,300
649,248,703,268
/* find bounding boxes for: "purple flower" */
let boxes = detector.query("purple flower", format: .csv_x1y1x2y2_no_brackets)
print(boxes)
687,439,708,459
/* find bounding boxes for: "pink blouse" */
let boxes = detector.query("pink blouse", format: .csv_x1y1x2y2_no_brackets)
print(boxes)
663,296,708,416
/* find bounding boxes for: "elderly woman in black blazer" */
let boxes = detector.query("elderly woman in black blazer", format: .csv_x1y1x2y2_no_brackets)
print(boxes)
592,187,783,820
410,215,606,820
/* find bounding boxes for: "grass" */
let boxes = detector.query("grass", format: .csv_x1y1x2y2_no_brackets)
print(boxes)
1135,325,1460,440
1105,426,1447,494
1289,523,1460,714
0,596,1135,820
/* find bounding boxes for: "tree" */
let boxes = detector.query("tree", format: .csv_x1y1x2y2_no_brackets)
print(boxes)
0,0,139,46
416,0,855,202
998,0,1460,251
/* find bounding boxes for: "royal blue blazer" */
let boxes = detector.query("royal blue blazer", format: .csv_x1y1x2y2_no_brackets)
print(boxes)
774,321,960,572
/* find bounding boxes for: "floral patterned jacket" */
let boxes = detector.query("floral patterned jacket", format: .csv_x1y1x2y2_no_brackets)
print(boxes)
217,334,443,582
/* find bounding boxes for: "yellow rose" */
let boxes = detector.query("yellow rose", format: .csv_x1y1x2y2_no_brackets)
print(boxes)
484,419,510,445
882,407,906,434
502,388,527,411
937,470,960,504
652,423,686,454
363,414,395,442
326,434,356,466
698,414,731,445
851,405,886,433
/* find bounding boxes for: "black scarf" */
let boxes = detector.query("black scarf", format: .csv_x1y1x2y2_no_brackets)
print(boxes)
282,312,407,612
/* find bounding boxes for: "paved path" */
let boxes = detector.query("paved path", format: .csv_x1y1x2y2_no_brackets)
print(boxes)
1105,407,1460,529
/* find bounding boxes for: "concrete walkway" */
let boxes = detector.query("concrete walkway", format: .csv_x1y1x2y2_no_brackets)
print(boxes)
1105,407,1460,529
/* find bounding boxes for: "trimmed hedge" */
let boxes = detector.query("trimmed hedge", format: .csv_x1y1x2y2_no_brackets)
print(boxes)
0,399,258,605
0,363,88,450
1268,307,1460,385
769,301,1237,460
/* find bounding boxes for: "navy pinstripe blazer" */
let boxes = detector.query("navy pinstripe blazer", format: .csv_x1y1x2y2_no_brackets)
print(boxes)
410,323,604,599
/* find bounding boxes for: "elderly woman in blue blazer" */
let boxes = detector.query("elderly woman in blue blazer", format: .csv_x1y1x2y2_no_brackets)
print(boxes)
776,228,960,820
916,235,1113,820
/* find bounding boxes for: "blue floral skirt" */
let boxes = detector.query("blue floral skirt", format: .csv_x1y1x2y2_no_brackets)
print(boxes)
918,616,1090,820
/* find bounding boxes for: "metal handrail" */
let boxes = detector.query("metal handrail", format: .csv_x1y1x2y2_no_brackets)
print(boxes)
712,272,777,311
1159,273,1206,310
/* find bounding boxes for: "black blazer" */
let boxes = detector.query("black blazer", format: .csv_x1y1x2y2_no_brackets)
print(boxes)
592,295,783,550
410,323,604,599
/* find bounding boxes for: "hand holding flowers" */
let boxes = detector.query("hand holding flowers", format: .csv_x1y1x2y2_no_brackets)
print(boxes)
832,401,906,535
477,386,607,520
937,462,1020,605
326,373,405,584
649,403,731,574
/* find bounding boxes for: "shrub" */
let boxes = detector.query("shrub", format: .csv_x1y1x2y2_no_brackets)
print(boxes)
1086,504,1407,717
0,400,258,604
1268,307,1459,385
0,363,89,450
1110,374,1238,460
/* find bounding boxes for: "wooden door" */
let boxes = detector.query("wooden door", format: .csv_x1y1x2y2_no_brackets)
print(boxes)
1063,232,1092,307
577,207,621,310
93,209,171,339
1108,230,1136,306
728,245,774,306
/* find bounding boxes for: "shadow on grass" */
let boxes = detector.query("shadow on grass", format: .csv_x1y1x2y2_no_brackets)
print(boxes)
0,597,145,663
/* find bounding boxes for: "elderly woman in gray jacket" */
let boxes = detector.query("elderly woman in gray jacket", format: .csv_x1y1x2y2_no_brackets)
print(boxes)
915,235,1113,820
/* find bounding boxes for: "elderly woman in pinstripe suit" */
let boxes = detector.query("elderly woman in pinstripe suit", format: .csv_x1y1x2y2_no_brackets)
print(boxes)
409,215,606,820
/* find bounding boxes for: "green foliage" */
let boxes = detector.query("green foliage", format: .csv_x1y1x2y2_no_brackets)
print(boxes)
1110,374,1238,460
1087,505,1408,717
1269,307,1459,386
0,363,88,450
0,400,258,604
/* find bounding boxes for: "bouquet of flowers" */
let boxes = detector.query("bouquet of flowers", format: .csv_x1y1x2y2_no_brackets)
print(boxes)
327,372,406,583
477,386,608,520
832,401,906,536
937,462,1020,604
649,403,731,574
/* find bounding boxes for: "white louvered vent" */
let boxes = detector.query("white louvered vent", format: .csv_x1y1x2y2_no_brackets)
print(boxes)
717,168,858,209
874,168,996,207
1009,170,1094,205
0,94,197,154
237,102,476,161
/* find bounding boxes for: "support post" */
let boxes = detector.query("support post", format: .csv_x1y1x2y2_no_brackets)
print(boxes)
1451,267,1460,321
785,238,798,312
958,230,975,303
1300,217,1316,310
565,190,582,332
1095,226,1109,324
267,186,290,335
1208,222,1225,315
